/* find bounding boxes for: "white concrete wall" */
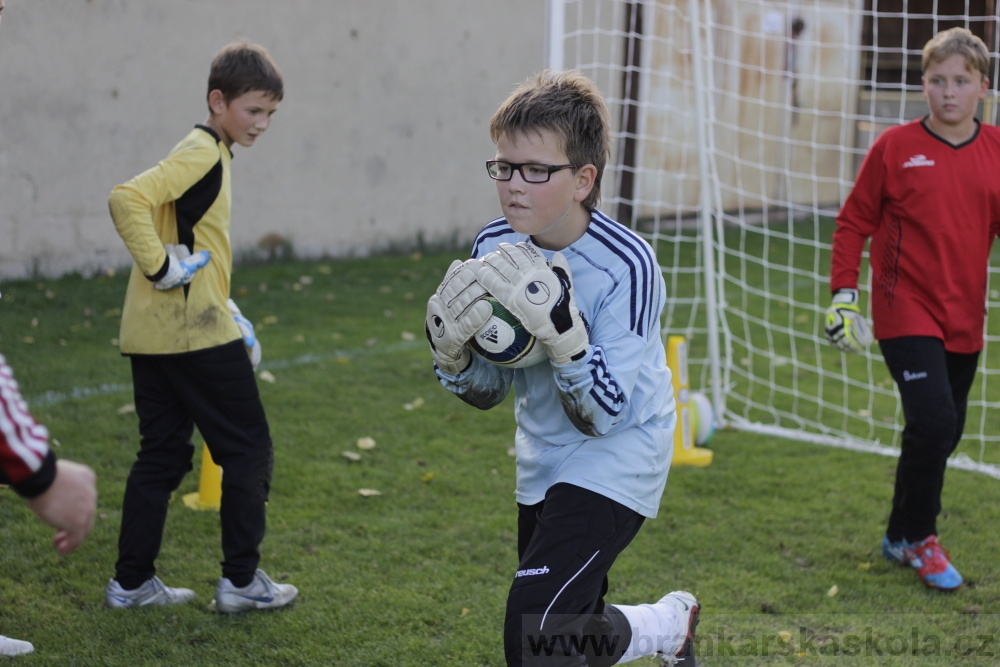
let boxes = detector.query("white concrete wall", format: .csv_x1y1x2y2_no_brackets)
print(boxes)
0,0,546,278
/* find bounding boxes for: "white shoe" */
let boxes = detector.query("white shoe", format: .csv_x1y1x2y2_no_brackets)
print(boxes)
214,569,297,613
105,576,196,608
656,591,699,666
0,635,33,657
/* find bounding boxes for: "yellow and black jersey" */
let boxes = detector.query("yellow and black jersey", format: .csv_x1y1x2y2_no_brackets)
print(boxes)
109,125,242,355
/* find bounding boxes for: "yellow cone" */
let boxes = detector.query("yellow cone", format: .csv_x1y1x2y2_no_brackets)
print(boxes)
183,444,221,511
666,335,713,467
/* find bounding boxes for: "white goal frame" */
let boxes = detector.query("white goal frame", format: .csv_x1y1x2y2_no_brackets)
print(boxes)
547,0,1000,478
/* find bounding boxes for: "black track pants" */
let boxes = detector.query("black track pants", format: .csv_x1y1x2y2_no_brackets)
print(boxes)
879,336,978,543
505,483,645,666
115,340,273,588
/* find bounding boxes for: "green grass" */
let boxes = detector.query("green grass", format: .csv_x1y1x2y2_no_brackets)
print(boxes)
1,252,999,665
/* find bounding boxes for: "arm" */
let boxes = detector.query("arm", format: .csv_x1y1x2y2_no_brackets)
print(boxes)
0,354,96,554
436,355,514,410
825,139,885,352
108,134,218,281
830,139,886,292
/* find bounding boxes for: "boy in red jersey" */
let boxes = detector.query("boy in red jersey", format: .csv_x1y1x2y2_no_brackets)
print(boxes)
826,27,1000,590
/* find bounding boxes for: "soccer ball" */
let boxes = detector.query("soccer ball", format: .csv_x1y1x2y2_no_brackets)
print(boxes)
469,296,548,369
689,391,716,446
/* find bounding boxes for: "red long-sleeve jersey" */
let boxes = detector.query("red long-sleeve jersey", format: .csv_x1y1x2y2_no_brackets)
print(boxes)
0,353,56,498
831,119,1000,353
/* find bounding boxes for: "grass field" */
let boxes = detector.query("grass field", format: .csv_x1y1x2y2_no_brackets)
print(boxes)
1,251,999,665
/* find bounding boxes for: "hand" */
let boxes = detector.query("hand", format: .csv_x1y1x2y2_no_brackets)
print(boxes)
825,288,873,353
27,459,97,555
154,244,211,291
227,298,262,370
425,259,492,375
473,242,589,364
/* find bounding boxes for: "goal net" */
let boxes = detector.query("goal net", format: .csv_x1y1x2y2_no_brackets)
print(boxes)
548,0,1000,477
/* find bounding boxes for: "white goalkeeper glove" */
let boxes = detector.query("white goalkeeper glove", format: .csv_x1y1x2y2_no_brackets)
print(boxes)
472,242,589,365
154,244,211,291
227,298,262,370
824,288,873,353
425,259,493,375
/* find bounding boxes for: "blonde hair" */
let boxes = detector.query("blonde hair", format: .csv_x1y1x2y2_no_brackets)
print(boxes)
922,27,989,79
489,70,610,211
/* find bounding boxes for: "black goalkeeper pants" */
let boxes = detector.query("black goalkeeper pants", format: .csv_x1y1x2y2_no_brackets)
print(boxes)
879,336,978,543
115,340,273,589
505,483,645,667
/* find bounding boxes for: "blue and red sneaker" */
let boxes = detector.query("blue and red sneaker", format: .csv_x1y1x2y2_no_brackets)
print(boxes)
881,535,909,564
902,535,963,591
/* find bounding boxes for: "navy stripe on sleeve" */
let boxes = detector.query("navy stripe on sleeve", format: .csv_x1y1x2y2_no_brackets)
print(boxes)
586,212,661,337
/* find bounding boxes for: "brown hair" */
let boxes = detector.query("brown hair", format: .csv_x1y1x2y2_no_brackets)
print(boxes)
922,27,989,79
489,70,610,211
207,42,284,107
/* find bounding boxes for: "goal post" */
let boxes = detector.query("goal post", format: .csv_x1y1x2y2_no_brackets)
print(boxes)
548,0,1000,478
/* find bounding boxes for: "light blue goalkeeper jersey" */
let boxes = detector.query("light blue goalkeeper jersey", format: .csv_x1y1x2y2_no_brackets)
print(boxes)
436,211,676,517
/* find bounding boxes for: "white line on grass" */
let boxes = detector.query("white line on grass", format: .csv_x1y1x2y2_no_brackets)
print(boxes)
27,339,426,407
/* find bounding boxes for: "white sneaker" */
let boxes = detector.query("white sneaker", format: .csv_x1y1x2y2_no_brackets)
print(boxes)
656,591,699,666
0,635,34,657
214,569,297,613
105,576,196,609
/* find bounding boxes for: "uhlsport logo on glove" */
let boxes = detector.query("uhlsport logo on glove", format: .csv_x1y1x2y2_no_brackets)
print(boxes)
429,315,446,339
525,281,551,305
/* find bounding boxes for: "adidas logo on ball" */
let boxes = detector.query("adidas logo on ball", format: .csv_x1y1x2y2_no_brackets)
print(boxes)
469,296,548,369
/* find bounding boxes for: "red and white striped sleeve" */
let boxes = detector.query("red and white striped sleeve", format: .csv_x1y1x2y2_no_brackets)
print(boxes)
0,353,56,498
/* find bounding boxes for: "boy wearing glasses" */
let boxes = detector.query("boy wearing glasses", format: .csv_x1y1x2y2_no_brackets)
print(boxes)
425,70,698,666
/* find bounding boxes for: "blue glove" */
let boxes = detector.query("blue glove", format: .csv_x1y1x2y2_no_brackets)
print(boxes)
154,244,210,291
227,298,262,370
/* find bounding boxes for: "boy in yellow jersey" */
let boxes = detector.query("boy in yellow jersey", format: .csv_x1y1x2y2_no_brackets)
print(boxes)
105,42,296,613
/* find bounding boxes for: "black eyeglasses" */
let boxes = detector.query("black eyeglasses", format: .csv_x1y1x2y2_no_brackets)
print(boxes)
486,161,578,183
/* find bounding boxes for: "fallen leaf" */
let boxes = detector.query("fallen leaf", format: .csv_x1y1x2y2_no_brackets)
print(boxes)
857,562,871,571
827,585,838,597
357,437,376,450
117,404,135,414
365,337,378,347
778,631,792,643
299,276,313,285
317,265,332,274
259,370,276,383
507,447,516,457
357,488,382,497
461,608,470,616
263,315,278,325
421,472,435,482
342,451,362,461
401,331,416,341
